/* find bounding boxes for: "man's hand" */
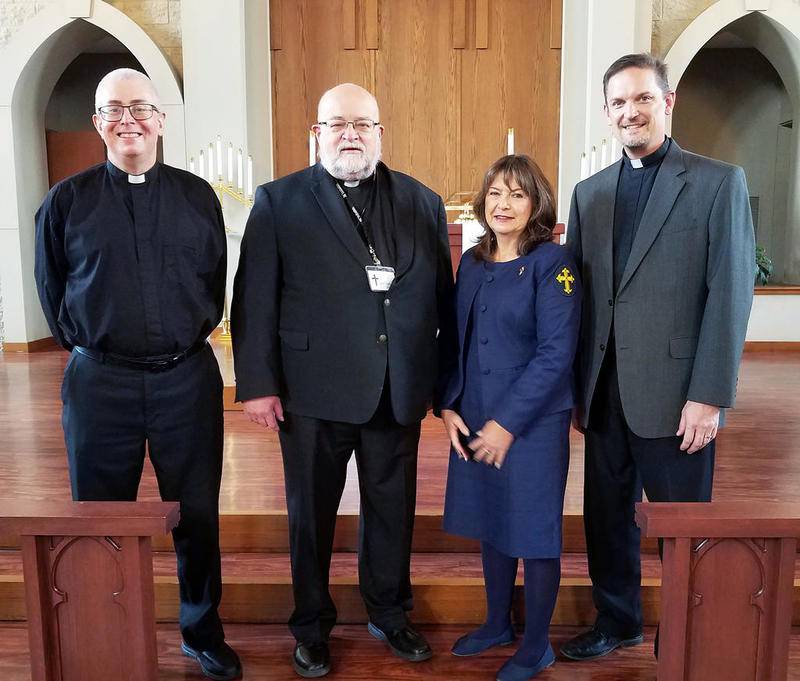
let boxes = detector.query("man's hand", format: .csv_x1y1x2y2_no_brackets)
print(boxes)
676,400,720,454
441,409,470,460
470,420,515,469
243,395,284,431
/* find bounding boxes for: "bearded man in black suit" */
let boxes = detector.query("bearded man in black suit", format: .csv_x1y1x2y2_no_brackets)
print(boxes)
232,83,454,678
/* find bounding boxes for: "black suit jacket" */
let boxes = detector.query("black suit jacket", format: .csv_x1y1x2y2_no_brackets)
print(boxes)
231,162,455,426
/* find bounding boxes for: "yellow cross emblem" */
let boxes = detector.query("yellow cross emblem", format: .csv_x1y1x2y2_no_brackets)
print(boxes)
556,267,575,295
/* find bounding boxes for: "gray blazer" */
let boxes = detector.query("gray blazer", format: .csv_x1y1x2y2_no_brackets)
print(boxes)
567,140,755,438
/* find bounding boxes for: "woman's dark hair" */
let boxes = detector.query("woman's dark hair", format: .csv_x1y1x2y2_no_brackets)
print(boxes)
471,154,556,261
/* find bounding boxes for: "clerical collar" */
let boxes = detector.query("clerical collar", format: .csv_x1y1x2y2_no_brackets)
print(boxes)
327,171,375,188
622,137,670,170
106,160,159,184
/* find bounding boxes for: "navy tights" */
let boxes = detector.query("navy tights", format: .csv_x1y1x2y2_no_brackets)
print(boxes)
473,541,560,666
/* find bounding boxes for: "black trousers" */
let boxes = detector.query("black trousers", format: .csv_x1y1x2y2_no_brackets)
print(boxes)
278,390,421,643
584,355,715,638
61,344,225,649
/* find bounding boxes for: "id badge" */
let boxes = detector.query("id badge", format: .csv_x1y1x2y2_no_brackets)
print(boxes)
365,265,395,292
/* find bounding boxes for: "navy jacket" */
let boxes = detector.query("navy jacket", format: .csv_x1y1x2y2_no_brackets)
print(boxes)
440,242,581,437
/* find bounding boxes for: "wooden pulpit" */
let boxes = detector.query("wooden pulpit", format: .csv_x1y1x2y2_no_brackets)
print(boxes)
635,502,799,681
0,500,180,681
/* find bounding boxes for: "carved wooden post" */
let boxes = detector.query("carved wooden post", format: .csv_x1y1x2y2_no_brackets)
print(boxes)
0,501,179,681
636,502,798,681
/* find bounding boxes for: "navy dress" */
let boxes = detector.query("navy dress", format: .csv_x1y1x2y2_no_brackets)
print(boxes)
442,242,581,558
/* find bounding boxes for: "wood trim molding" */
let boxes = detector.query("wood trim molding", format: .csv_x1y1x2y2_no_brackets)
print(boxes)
452,0,466,49
475,0,489,49
365,0,379,49
754,286,800,296
550,0,562,49
343,0,357,49
269,0,282,50
2,337,59,353
744,342,800,352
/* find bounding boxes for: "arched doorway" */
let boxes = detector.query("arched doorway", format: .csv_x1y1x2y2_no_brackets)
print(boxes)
0,2,184,347
665,0,800,286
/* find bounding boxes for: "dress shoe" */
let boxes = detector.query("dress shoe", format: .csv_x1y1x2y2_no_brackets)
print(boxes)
560,627,643,661
495,644,555,681
367,622,433,661
293,641,331,678
181,641,242,681
451,625,516,656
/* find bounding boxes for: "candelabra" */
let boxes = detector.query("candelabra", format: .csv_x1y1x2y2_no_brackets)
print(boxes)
189,136,257,339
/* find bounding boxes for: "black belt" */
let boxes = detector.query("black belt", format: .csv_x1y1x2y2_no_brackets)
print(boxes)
74,341,207,372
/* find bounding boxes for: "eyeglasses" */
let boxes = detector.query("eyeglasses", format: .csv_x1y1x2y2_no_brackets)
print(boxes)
316,118,380,133
97,104,160,122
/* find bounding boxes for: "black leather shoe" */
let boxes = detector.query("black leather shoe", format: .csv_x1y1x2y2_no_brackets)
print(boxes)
293,641,331,678
181,641,242,681
560,627,643,661
367,622,433,662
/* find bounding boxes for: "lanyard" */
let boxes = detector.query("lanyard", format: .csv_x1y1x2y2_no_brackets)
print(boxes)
335,181,381,266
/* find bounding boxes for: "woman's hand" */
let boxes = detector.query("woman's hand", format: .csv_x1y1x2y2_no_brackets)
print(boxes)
470,420,514,469
441,409,471,460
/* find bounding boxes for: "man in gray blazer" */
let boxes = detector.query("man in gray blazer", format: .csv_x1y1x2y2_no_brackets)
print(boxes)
561,53,755,661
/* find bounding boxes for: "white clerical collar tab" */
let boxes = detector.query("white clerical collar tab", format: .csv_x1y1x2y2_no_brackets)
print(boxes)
343,180,360,187
128,173,146,184
630,158,643,169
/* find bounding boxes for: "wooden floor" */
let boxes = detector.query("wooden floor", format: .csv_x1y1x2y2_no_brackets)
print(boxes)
2,344,800,679
1,341,799,514
4,623,800,681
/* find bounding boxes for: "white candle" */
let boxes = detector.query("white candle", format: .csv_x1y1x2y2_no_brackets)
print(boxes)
237,149,243,192
216,136,222,180
198,150,205,179
590,146,597,175
309,131,316,166
208,143,214,182
579,152,588,180
247,155,253,198
189,157,195,175
611,136,619,162
507,127,514,155
227,143,233,184
600,139,608,169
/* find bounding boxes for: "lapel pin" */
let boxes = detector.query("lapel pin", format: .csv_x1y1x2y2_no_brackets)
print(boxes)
518,266,525,277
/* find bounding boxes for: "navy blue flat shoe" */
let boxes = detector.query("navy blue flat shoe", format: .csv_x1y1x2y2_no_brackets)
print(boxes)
495,643,555,681
451,625,516,657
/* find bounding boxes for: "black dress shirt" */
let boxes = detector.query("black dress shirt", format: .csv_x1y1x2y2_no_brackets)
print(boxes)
612,136,671,293
331,167,397,267
35,161,226,356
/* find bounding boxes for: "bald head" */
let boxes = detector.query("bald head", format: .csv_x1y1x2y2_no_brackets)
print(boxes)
317,83,379,122
95,68,160,109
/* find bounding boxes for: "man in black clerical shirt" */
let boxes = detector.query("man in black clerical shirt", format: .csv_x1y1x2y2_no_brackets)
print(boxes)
562,54,754,662
34,69,241,681
232,83,454,677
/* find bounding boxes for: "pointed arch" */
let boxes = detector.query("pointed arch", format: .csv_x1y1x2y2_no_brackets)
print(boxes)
0,1,184,344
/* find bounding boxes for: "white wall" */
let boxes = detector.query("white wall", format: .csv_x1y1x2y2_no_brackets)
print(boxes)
558,0,653,221
747,295,800,341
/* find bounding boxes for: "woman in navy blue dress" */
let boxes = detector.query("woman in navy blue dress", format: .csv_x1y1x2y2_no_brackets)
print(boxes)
439,155,581,680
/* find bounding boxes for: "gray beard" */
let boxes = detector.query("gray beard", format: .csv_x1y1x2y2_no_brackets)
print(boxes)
320,144,381,182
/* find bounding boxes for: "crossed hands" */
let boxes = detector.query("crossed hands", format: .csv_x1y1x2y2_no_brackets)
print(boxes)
441,409,514,469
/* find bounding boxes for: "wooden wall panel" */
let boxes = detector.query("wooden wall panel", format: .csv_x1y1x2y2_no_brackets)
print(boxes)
460,0,561,194
374,0,459,199
270,0,562,201
271,0,372,176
